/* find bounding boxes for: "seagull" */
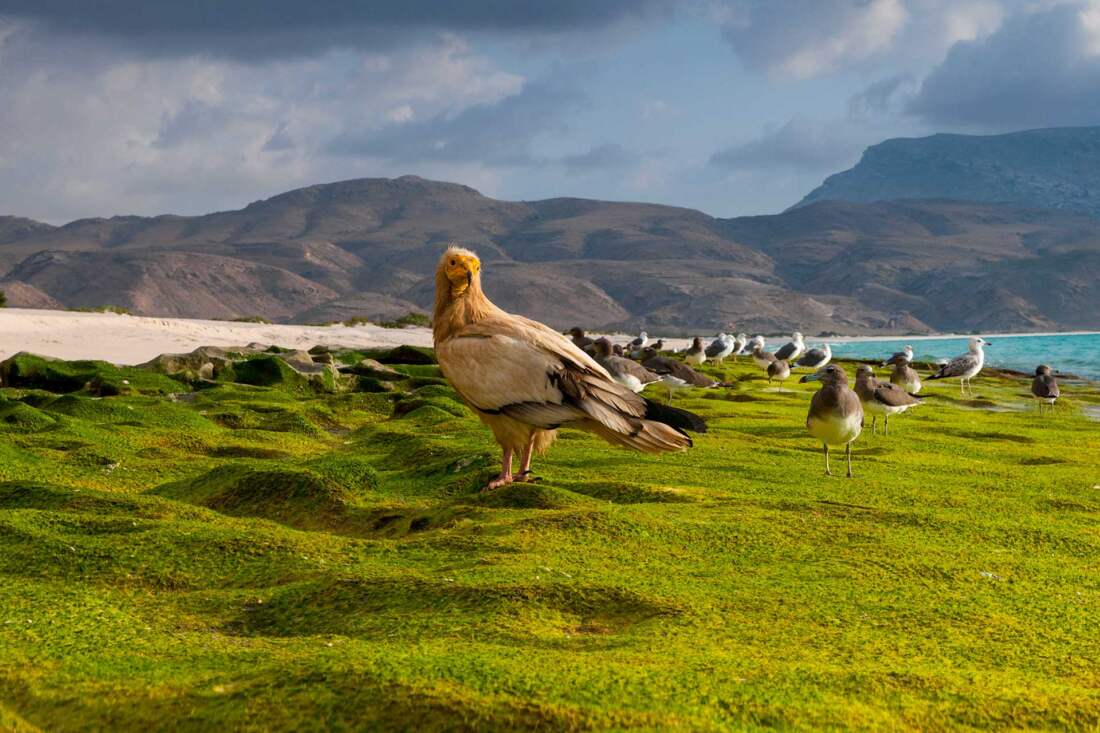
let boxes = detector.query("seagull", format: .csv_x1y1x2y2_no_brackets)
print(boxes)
774,331,805,362
641,347,719,403
800,365,863,478
767,359,791,391
854,364,921,436
627,331,649,353
1031,364,1060,415
927,337,989,397
683,336,706,366
567,327,594,350
740,335,764,356
795,343,831,370
882,344,914,366
592,338,661,393
885,354,921,394
751,344,777,370
732,332,748,356
705,333,736,363
631,338,663,359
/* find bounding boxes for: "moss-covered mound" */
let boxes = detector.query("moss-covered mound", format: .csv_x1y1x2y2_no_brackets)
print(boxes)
377,344,437,365
232,355,339,394
0,400,57,432
0,352,183,395
2,350,1099,730
152,465,352,525
304,453,380,498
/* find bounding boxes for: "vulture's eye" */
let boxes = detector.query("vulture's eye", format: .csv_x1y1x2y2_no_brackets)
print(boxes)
450,259,456,265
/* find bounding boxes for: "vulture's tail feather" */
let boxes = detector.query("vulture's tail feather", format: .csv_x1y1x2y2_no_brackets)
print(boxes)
643,398,707,434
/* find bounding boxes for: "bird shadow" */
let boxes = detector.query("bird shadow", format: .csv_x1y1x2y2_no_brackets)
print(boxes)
942,429,1036,444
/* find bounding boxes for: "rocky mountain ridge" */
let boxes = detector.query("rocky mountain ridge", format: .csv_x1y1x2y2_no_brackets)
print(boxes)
2,175,1099,334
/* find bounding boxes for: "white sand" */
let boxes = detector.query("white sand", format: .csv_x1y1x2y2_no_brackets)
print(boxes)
0,308,433,365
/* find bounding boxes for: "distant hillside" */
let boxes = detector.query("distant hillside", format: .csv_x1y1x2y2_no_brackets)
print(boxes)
3,175,1100,333
795,127,1100,217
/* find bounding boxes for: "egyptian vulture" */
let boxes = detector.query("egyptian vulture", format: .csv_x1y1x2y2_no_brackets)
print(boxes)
432,246,705,489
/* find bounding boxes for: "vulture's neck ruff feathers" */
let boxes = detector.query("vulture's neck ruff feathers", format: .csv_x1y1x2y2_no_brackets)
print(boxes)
433,252,499,343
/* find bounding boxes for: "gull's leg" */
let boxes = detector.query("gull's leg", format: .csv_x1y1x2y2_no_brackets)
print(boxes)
845,442,853,478
872,416,877,436
486,447,514,490
823,443,831,476
884,414,890,436
517,434,539,483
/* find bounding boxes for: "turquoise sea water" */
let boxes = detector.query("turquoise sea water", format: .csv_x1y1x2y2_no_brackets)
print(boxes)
826,333,1100,380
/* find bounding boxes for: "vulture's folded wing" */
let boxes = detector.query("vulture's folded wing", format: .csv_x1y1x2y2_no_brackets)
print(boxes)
437,315,646,433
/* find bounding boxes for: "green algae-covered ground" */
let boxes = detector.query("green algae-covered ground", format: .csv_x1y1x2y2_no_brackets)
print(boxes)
0,349,1097,731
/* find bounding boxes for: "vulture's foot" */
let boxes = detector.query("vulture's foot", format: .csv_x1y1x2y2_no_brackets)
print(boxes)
515,470,542,484
484,474,513,491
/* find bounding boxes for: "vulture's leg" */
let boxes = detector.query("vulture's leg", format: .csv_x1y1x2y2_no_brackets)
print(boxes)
485,447,514,490
517,434,539,483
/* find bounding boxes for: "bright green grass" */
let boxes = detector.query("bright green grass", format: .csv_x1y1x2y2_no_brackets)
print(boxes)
0,356,1098,731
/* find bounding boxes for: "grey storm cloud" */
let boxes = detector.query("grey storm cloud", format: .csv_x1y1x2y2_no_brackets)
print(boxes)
848,73,916,118
714,0,907,78
326,81,581,165
709,118,867,172
153,99,232,149
560,143,635,173
0,0,674,60
909,1,1100,129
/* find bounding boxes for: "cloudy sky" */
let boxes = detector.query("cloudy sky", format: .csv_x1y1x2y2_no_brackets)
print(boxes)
1,0,1097,222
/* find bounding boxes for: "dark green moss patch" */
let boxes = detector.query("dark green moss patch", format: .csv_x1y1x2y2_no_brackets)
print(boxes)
377,345,437,365
0,400,57,432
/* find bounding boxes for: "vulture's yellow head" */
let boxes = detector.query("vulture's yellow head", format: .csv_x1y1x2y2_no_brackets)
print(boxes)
436,246,482,299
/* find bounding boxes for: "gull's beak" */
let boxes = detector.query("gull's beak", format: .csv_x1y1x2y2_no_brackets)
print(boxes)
799,372,822,383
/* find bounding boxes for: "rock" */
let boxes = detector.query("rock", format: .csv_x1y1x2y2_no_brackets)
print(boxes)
345,359,403,380
355,377,396,393
378,345,437,365
233,355,340,393
141,346,233,379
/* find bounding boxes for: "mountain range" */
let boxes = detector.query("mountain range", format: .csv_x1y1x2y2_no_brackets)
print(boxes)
796,126,1100,217
3,127,1100,334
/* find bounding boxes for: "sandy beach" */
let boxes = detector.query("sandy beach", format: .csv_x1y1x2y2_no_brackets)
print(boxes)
0,308,433,365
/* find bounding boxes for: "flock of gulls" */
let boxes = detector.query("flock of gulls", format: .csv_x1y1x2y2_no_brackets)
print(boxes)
432,247,1063,488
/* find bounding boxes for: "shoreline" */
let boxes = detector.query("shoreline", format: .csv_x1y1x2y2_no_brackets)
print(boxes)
825,330,1100,343
0,307,1097,370
0,308,432,365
